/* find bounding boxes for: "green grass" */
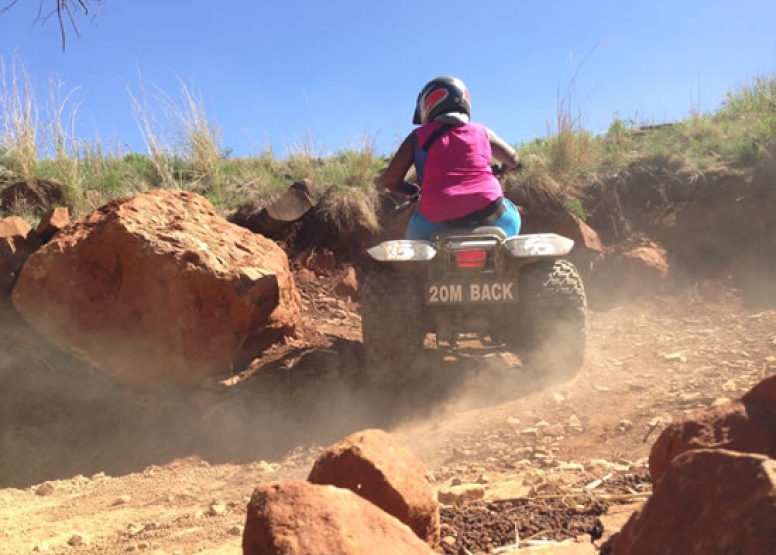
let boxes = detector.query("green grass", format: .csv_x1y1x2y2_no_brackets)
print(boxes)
0,65,774,225
518,73,776,181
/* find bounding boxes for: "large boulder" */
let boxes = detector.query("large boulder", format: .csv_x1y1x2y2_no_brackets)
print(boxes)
613,449,776,555
12,190,301,388
521,207,603,274
0,216,40,293
612,240,669,283
649,375,776,483
308,429,440,547
242,481,436,555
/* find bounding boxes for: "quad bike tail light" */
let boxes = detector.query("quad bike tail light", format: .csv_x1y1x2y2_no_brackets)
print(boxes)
454,249,487,268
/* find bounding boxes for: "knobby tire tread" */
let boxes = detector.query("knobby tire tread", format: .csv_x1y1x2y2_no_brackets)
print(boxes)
517,259,588,378
360,268,424,386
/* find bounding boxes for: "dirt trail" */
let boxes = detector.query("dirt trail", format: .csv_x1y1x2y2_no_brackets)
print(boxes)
2,281,776,554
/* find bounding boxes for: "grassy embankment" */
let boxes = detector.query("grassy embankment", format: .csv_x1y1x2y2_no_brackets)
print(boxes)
0,57,774,227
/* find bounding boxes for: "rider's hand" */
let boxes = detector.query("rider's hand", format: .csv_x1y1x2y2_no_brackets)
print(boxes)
398,181,421,200
494,161,524,174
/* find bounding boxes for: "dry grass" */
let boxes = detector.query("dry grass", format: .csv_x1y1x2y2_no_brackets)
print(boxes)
128,75,223,195
173,80,222,179
546,92,593,175
545,44,599,176
46,78,85,208
3,195,40,227
0,57,38,180
127,76,177,188
0,59,773,232
317,185,381,237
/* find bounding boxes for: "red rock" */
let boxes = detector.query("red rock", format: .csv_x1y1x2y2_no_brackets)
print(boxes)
36,207,70,242
308,429,440,546
591,236,669,302
616,242,669,281
594,503,643,550
614,449,776,555
0,216,31,237
742,373,776,406
0,216,40,292
649,375,776,483
305,247,336,276
522,208,603,273
12,190,301,388
242,481,436,555
333,265,358,299
554,211,603,255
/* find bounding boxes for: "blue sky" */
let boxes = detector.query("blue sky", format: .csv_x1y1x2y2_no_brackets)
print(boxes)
1,0,775,158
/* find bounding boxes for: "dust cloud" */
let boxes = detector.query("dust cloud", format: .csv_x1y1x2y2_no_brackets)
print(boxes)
1,300,573,489
11,259,772,490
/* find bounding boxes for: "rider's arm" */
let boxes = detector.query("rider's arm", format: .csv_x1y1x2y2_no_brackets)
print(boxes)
381,132,418,192
486,128,521,169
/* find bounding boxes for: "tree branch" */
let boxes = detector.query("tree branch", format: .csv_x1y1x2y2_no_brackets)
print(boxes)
0,0,21,15
1,0,103,51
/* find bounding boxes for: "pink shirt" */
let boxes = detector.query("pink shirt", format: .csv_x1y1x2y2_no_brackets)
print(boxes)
414,122,503,222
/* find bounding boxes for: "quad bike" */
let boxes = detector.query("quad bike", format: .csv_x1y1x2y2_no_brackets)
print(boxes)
359,167,587,386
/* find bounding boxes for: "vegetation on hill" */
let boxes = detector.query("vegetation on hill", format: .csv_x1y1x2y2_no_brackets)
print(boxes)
0,56,774,227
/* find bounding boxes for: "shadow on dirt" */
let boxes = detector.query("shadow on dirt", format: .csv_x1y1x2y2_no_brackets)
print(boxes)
0,316,565,488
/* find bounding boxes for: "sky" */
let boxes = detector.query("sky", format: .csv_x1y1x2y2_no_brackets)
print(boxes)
1,0,775,158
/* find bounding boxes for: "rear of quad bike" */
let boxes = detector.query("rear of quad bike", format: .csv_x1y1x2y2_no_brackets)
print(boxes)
359,233,588,385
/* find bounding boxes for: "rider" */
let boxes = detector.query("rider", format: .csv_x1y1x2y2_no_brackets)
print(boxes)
382,75,522,240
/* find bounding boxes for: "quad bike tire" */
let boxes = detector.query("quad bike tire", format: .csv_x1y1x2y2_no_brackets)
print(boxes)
514,259,587,379
359,267,425,386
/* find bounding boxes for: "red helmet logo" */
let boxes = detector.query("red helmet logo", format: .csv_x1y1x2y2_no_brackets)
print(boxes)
422,89,449,121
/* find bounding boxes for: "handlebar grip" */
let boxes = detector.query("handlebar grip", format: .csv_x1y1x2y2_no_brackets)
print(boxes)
398,181,421,197
492,162,525,176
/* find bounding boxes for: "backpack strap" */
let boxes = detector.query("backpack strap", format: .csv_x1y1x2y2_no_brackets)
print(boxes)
414,124,452,185
420,123,453,152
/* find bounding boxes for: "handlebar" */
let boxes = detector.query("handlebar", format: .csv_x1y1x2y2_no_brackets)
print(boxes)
491,161,524,177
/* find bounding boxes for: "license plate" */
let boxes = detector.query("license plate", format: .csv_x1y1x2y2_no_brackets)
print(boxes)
426,280,518,304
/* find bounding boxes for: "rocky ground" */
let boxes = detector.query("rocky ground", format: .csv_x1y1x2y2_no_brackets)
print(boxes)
2,270,775,554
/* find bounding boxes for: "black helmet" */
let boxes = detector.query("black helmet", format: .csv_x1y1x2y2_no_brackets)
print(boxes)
413,76,472,125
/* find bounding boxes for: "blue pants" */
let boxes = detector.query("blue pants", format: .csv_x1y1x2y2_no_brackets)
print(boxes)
406,198,522,240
